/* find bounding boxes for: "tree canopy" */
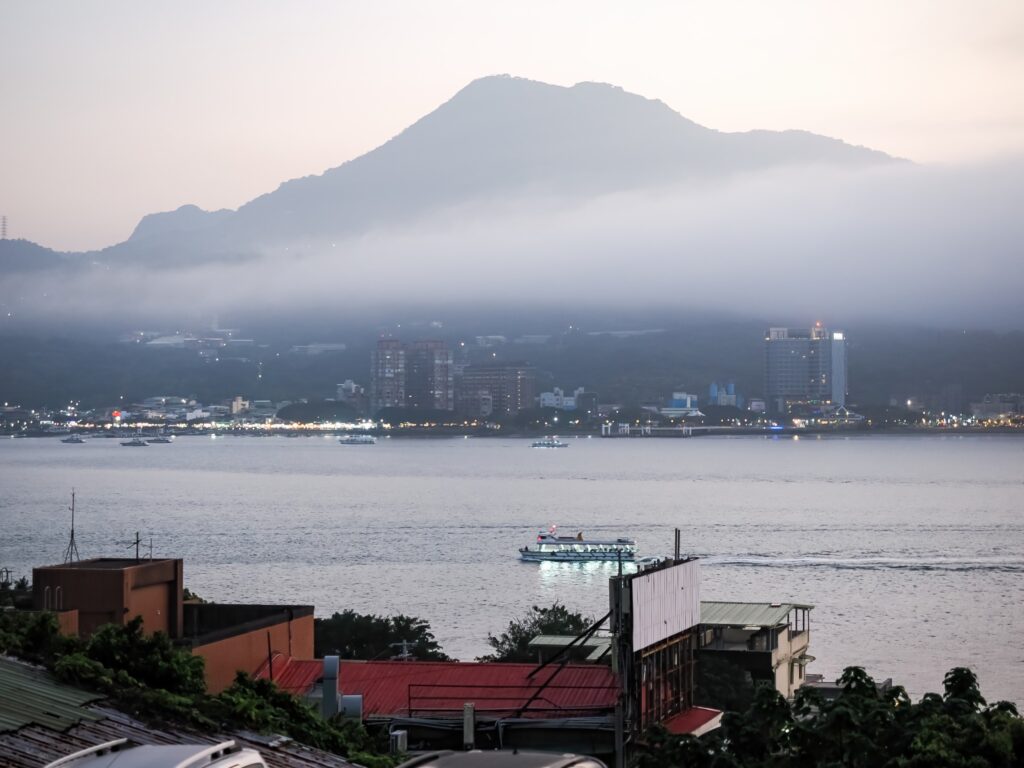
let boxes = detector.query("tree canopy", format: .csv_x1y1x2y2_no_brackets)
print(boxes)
479,603,592,662
0,612,394,767
276,399,358,423
315,610,450,661
634,666,1024,768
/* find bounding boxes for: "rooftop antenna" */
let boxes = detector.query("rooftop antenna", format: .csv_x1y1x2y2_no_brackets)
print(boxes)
63,490,81,563
127,531,141,561
390,639,414,661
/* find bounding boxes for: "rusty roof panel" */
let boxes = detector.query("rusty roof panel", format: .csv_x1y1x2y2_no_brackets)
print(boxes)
0,706,355,768
0,656,103,733
0,655,354,768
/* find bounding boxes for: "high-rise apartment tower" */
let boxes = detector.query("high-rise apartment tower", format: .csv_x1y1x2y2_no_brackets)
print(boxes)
764,324,846,414
370,339,406,413
406,340,454,411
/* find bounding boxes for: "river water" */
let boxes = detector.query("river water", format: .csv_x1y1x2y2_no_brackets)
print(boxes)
1,433,1021,704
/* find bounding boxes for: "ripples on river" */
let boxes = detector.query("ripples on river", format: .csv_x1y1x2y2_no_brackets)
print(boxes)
1,433,1021,703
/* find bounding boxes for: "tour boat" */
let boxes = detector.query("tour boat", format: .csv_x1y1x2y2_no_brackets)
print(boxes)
531,436,568,448
338,434,377,445
61,435,86,444
519,527,638,563
120,437,149,447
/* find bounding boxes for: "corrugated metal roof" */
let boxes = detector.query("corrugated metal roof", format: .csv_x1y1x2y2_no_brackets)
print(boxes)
0,705,356,768
0,656,354,768
662,707,723,736
526,636,611,663
699,601,813,628
256,653,324,696
0,656,103,733
255,659,619,720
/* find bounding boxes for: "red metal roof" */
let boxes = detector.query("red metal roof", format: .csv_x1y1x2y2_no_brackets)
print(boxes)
255,656,618,719
255,653,324,696
662,706,723,736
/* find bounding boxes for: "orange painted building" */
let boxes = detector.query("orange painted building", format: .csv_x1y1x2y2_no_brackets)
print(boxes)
32,556,313,694
182,603,314,693
33,558,183,638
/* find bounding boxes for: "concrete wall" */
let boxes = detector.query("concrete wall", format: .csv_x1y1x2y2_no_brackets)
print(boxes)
56,609,79,636
125,582,174,637
192,613,314,693
772,628,810,698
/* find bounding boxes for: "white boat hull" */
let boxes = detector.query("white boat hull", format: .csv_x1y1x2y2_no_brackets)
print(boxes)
519,548,636,563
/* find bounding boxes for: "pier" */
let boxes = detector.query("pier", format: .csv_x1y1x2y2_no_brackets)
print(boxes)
600,423,728,438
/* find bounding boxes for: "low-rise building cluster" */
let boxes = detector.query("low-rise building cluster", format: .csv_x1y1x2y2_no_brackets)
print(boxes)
3,545,821,765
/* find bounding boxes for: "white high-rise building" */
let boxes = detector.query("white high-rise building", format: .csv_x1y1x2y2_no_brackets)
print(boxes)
830,331,847,408
764,324,847,413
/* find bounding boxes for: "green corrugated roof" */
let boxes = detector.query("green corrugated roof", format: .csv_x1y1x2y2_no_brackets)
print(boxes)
527,635,612,662
700,601,813,629
0,656,103,733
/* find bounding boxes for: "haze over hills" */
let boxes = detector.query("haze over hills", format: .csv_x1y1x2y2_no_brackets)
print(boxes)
3,75,896,267
1,75,1022,329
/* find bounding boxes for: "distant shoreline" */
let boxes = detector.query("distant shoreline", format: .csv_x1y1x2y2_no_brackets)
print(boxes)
5,426,1023,439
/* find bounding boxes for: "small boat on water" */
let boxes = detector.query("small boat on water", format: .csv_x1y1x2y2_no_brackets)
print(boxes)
338,434,377,445
61,435,86,444
120,437,149,447
531,436,568,448
147,435,173,443
519,526,638,563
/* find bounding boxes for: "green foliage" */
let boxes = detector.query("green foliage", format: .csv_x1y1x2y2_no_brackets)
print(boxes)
0,577,33,608
276,400,358,423
479,602,591,662
84,617,207,696
0,610,79,663
2,612,392,763
315,610,451,661
633,666,1024,768
695,655,756,713
208,673,391,762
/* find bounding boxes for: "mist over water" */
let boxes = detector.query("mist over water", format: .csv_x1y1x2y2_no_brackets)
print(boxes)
1,434,1021,704
3,157,1023,330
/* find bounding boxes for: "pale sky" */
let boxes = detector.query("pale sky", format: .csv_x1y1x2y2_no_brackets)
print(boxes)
1,1,1022,251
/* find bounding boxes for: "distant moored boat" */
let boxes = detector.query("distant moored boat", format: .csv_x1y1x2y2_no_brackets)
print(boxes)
338,434,377,445
531,436,568,448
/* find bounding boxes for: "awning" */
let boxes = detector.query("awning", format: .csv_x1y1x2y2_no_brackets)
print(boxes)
662,707,723,737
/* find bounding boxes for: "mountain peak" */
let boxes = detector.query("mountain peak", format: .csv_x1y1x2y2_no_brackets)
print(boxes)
128,204,231,243
16,76,900,262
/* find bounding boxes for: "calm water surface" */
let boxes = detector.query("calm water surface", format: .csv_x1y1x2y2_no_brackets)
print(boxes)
1,434,1021,703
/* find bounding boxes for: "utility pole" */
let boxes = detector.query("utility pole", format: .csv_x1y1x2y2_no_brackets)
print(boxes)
126,531,141,561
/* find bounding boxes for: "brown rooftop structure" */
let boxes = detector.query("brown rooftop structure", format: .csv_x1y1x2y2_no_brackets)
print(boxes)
33,558,183,639
31,557,313,693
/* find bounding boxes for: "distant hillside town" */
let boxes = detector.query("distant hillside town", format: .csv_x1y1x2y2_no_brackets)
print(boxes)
2,322,1020,437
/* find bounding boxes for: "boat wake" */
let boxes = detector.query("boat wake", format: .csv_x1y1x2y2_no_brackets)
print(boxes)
702,554,1024,573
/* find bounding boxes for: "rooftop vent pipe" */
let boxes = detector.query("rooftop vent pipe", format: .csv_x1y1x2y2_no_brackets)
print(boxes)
322,655,340,719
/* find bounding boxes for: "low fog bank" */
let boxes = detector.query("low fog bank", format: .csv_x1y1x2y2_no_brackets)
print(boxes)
2,158,1022,332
